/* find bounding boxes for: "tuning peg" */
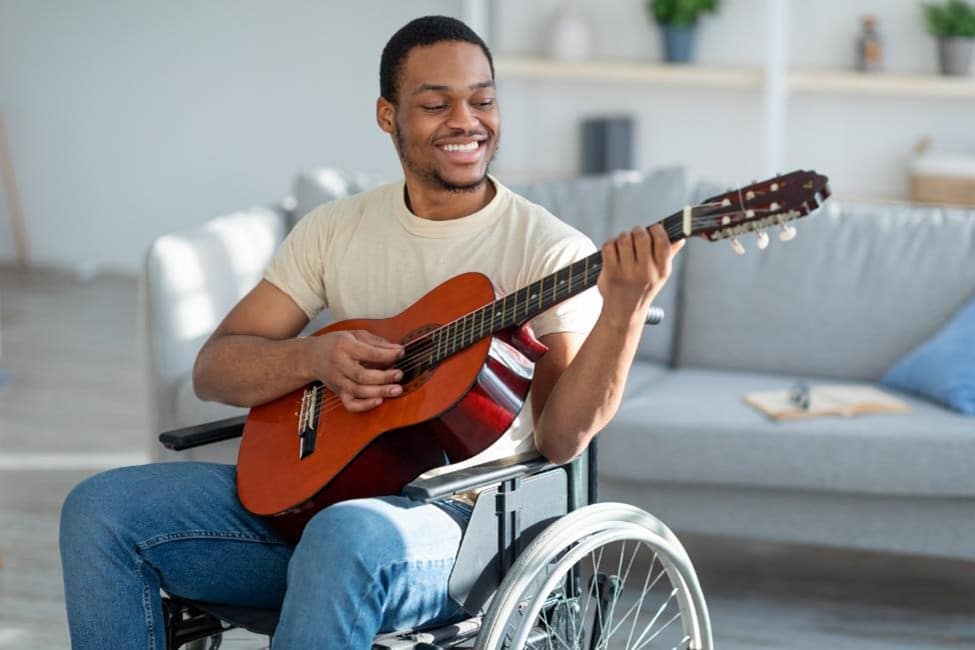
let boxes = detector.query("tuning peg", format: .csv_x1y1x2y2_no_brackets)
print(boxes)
778,224,797,241
756,230,770,249
730,237,746,255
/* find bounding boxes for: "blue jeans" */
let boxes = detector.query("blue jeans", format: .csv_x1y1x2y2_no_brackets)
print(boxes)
59,462,471,649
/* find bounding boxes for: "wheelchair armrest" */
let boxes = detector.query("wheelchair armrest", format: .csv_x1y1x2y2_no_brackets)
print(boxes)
402,452,558,501
158,415,246,451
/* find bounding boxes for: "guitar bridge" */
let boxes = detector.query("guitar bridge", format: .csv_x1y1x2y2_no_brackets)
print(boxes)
297,382,323,460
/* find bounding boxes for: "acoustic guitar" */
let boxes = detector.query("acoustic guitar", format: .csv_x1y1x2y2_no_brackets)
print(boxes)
237,170,831,542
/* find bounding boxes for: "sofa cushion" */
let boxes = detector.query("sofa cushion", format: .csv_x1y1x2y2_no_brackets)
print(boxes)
506,173,617,247
620,360,673,399
677,200,975,381
292,168,387,227
882,291,975,415
601,367,975,498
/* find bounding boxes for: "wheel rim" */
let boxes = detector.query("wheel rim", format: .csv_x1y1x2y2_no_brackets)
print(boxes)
510,525,694,649
478,504,710,650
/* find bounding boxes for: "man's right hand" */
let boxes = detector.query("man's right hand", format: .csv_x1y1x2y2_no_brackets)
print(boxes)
314,330,405,412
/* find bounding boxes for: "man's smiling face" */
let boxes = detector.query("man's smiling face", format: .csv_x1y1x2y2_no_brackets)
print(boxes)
382,40,500,193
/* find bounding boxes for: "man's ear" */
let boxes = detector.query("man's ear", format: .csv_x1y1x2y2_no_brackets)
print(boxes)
376,97,396,135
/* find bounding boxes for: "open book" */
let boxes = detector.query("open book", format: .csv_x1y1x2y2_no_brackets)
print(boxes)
744,384,911,421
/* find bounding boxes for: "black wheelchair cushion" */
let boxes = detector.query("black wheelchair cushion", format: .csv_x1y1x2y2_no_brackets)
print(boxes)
174,597,280,636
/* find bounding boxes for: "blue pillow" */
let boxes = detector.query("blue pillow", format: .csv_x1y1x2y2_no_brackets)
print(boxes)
881,293,975,415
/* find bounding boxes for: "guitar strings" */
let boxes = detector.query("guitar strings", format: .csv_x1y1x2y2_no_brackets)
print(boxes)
307,203,783,419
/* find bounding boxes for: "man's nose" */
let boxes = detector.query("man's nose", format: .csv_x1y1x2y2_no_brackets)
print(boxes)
446,101,478,131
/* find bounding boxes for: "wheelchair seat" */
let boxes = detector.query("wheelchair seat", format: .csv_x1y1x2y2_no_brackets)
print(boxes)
163,596,278,649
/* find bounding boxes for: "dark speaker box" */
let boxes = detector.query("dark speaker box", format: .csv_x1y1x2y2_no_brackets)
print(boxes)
580,116,634,175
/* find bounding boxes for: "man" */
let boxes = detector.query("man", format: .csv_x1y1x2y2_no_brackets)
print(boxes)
59,15,683,648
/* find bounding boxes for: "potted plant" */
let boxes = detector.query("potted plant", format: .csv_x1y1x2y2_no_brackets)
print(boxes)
647,0,719,63
923,0,975,75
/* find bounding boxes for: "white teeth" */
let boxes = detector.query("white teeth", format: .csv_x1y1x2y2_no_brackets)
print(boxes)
441,142,479,152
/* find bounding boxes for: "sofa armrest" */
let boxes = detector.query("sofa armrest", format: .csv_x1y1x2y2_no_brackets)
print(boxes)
158,415,246,451
402,452,557,501
142,205,287,451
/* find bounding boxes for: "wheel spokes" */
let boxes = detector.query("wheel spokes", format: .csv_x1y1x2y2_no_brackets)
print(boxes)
528,541,692,649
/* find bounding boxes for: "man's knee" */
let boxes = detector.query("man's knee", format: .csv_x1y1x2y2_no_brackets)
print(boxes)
61,469,116,535
296,500,407,570
60,466,147,550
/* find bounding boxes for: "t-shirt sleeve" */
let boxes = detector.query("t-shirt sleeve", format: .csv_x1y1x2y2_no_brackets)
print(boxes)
529,233,603,339
262,204,331,320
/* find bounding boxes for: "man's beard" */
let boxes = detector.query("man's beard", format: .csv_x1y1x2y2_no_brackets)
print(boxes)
395,129,498,193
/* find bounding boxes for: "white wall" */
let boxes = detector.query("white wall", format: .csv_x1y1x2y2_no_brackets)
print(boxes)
490,0,974,199
2,0,972,271
0,0,460,271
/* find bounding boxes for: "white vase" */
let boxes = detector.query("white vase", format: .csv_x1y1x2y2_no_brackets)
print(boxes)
549,4,591,61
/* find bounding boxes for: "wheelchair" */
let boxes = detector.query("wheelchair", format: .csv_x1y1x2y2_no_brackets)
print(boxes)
158,415,713,650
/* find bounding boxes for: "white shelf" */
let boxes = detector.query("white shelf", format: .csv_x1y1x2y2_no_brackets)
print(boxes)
496,56,762,90
497,56,975,99
790,68,975,98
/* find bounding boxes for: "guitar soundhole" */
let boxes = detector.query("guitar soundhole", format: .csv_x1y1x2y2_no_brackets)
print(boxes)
399,324,440,390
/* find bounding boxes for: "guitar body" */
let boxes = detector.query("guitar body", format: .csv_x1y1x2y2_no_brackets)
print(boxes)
236,273,543,543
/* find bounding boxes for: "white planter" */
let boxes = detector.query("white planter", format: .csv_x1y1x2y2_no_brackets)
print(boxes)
937,37,975,76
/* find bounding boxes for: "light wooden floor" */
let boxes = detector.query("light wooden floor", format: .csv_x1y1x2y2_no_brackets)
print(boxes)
1,266,974,649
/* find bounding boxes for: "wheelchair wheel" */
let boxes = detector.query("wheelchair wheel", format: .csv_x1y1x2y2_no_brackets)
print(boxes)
476,503,713,650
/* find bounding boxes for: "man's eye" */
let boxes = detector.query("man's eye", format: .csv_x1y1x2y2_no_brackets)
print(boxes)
477,99,495,108
423,104,447,111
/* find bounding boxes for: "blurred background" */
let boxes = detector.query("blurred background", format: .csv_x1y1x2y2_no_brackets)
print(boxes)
1,1,974,648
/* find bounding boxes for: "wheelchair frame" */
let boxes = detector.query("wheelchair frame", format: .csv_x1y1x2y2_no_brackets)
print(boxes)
159,416,711,650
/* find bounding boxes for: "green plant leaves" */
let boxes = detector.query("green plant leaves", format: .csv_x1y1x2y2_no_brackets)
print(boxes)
924,0,975,38
648,0,719,27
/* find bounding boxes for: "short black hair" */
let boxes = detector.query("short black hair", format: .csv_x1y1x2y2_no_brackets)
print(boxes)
380,15,494,104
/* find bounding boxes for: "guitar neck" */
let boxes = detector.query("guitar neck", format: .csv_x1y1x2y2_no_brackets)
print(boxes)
406,210,689,368
478,208,690,332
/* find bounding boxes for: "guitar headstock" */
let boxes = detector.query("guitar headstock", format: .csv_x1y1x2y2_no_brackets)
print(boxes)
666,170,831,253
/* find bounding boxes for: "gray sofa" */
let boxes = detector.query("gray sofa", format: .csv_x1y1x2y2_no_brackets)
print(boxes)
141,167,975,560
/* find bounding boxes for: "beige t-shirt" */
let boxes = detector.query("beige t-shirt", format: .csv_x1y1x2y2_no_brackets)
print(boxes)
263,177,602,472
